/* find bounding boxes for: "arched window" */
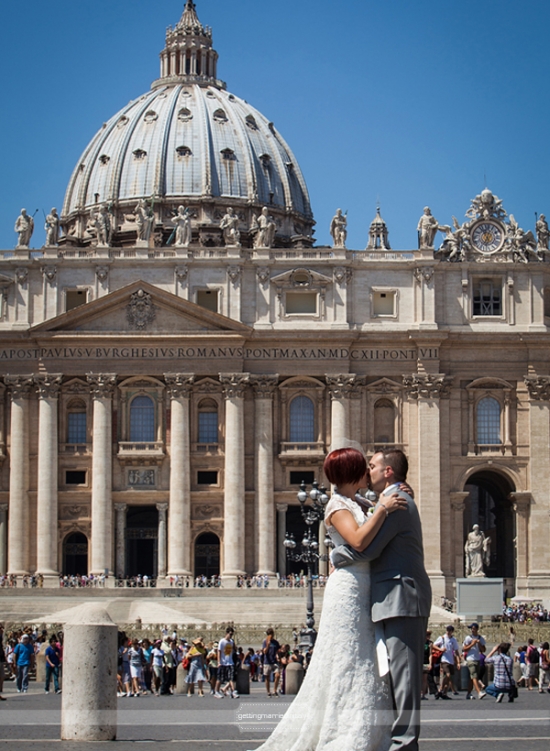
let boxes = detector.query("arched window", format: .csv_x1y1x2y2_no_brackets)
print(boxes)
198,399,218,444
477,397,501,445
374,399,395,444
289,395,315,443
130,395,155,442
67,400,87,444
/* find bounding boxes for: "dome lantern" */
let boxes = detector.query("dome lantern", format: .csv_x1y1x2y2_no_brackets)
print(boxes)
366,207,391,250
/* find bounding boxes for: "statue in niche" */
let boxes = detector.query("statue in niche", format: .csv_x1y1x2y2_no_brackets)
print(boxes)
330,208,347,248
536,214,549,251
464,524,491,577
220,206,241,247
172,205,192,247
253,206,276,249
92,204,113,247
417,206,439,249
134,199,154,243
44,208,60,246
15,209,34,247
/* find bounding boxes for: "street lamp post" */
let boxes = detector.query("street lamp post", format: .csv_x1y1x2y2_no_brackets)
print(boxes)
283,480,332,648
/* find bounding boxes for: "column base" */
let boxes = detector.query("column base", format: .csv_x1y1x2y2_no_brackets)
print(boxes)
255,570,277,578
220,572,246,588
428,573,447,600
36,573,60,589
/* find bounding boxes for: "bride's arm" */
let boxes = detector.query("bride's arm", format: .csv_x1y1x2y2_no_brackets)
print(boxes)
329,494,408,552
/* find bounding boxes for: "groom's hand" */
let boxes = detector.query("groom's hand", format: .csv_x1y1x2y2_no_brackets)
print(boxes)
330,544,356,569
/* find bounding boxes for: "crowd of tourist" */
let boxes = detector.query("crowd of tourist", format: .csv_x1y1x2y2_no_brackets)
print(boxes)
501,603,549,623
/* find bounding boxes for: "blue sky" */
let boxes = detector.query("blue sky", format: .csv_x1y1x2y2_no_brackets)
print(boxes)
1,0,549,250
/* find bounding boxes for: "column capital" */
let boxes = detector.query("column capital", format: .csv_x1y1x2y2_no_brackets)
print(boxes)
164,373,194,398
403,373,453,400
5,375,34,399
250,374,279,398
450,491,469,512
0,503,7,513
220,373,250,399
276,503,288,513
156,503,169,514
349,375,367,400
34,373,63,399
114,503,128,513
326,374,357,400
509,491,532,517
86,373,117,397
524,376,550,401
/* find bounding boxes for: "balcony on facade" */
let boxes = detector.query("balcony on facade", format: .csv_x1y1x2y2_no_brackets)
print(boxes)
117,441,165,466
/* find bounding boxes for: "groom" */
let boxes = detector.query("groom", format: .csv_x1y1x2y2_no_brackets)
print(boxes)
331,448,432,751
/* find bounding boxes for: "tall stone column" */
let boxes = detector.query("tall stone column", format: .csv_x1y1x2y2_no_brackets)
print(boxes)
164,374,194,578
87,374,117,578
5,376,33,576
523,376,550,593
0,504,8,574
35,374,62,582
510,492,532,589
403,373,453,598
251,375,278,577
220,373,249,583
114,503,127,580
276,503,288,577
450,492,469,578
157,503,168,579
326,375,356,450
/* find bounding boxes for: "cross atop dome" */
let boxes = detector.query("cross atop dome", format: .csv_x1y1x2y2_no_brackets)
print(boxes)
154,1,222,89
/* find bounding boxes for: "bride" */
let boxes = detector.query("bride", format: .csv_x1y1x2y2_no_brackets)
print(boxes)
252,447,408,751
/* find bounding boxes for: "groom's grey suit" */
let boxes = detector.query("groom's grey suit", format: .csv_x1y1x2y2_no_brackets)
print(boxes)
331,485,432,751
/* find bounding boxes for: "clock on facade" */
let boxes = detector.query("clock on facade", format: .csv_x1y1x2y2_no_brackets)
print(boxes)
470,220,505,255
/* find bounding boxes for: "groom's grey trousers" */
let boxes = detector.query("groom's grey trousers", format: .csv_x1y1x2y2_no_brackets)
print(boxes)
380,615,427,751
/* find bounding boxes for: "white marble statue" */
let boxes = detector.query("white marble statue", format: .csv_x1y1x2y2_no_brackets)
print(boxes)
464,524,490,577
44,208,60,247
509,214,538,263
93,204,112,247
220,207,241,247
536,214,549,251
330,208,347,248
437,216,468,262
172,205,191,247
15,209,34,248
254,206,276,249
135,199,154,243
417,207,439,249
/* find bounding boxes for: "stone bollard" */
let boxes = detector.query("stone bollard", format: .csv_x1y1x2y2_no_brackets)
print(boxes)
35,646,47,685
60,604,117,741
484,663,494,685
513,663,523,685
284,662,304,695
236,665,250,695
175,664,192,694
460,665,470,691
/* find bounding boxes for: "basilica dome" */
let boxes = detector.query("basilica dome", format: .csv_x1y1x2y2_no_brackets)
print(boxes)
61,2,314,248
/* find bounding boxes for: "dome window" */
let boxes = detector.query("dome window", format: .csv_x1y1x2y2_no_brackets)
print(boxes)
99,155,110,166
144,110,158,124
206,90,216,99
260,153,271,165
245,115,258,131
133,149,147,161
221,148,236,161
117,116,129,129
213,108,228,123
181,90,192,98
228,94,236,102
286,162,294,172
177,107,193,122
176,145,192,159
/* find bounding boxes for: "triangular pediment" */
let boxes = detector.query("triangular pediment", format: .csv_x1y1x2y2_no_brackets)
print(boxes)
30,280,252,335
367,377,403,393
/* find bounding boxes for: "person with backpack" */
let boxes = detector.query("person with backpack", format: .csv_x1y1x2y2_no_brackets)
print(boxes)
526,638,540,691
261,628,281,697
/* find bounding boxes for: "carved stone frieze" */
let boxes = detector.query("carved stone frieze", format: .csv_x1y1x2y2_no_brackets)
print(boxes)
96,266,109,283
250,374,279,398
64,379,89,395
349,375,367,399
256,267,270,287
403,373,453,399
164,373,195,398
59,505,89,520
41,266,57,284
128,468,156,487
192,504,222,520
227,265,241,285
414,267,434,285
175,265,189,281
86,373,117,397
126,289,157,330
524,376,550,401
5,375,34,399
195,378,222,394
15,267,28,285
220,373,250,399
326,374,357,400
34,374,63,399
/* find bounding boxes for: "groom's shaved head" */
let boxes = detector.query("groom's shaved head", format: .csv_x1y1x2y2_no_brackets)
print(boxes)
374,449,408,482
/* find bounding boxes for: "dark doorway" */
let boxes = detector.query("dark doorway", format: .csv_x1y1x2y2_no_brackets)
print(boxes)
194,533,220,577
283,505,319,577
63,532,88,575
125,506,158,578
464,472,515,579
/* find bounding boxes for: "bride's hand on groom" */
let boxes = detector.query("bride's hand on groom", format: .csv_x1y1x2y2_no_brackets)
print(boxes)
383,493,409,514
398,482,414,499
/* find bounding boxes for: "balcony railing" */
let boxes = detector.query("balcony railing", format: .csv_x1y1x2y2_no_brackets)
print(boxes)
193,443,222,455
118,441,165,464
279,442,325,457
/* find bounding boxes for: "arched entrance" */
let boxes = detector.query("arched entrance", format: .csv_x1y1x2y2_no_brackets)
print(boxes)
63,532,88,575
125,506,158,578
194,533,220,577
464,471,515,580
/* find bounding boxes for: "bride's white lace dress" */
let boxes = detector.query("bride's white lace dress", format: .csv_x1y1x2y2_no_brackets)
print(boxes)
254,492,392,751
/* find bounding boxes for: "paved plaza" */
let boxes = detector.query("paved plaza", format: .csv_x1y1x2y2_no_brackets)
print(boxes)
0,681,548,751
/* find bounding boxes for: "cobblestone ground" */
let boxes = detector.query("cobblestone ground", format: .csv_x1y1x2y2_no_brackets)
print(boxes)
0,681,549,750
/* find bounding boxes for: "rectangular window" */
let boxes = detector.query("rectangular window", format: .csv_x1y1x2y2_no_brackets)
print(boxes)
197,290,219,313
65,289,87,312
67,412,87,443
198,412,218,443
66,470,87,485
473,279,502,316
289,470,315,485
372,291,396,317
197,471,218,485
285,292,317,315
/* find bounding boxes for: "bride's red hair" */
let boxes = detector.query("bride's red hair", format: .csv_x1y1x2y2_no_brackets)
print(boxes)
323,447,367,487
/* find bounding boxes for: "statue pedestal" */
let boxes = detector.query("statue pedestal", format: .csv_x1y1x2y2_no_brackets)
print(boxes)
455,577,504,620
